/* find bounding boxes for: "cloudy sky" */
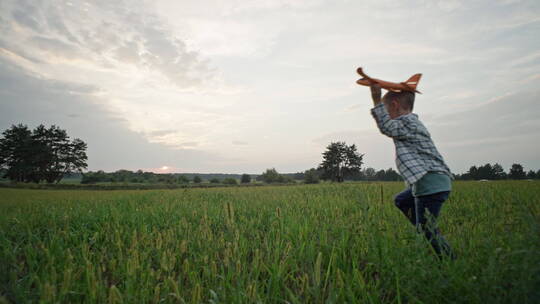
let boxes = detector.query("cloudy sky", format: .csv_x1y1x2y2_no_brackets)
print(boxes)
1,0,539,174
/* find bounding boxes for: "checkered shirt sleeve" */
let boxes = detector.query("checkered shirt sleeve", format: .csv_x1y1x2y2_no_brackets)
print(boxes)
371,103,452,185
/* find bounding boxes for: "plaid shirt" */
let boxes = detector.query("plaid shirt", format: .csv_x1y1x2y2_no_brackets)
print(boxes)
370,103,452,185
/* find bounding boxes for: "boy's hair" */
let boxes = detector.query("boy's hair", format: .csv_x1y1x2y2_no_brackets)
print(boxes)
382,91,415,111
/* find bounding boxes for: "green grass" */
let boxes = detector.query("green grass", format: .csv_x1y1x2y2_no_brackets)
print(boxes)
1,181,539,303
0,181,267,191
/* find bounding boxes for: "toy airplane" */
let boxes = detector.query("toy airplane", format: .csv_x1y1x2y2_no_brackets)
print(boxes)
356,67,422,94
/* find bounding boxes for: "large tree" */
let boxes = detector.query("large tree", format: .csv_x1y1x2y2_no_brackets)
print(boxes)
0,124,87,183
318,142,363,182
0,124,33,182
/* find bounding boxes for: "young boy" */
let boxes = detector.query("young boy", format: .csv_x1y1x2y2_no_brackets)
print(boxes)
369,83,455,259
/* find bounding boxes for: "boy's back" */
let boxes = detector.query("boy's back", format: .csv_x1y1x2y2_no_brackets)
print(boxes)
371,102,452,186
367,84,455,260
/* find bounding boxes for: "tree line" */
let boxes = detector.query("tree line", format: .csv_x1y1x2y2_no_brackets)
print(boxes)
73,166,402,185
1,125,538,185
454,163,539,180
67,160,540,185
80,170,254,185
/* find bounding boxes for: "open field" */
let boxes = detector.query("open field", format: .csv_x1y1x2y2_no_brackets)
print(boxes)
0,181,264,191
1,181,539,303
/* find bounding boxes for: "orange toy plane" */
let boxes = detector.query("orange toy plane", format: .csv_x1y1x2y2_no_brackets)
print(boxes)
356,67,422,94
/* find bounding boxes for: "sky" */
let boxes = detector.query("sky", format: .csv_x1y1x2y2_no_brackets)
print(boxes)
0,0,539,174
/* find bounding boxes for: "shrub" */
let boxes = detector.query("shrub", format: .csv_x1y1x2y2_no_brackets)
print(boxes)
222,178,238,185
241,174,251,184
304,168,320,184
177,175,189,184
260,168,283,183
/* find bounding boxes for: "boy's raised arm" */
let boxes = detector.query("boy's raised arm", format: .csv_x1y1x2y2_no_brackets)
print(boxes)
370,83,382,106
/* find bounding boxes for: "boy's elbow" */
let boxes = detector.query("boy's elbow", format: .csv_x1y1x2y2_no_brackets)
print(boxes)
375,120,410,138
378,128,398,138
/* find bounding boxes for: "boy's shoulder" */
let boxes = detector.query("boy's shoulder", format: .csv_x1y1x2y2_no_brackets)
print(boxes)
398,113,430,136
396,112,419,123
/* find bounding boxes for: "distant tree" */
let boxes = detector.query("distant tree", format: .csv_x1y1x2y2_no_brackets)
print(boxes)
467,165,479,180
82,170,213,185
222,178,238,185
384,168,402,181
210,178,220,184
459,163,507,180
112,170,134,183
81,172,96,184
492,163,506,180
372,168,402,181
363,167,376,181
374,169,386,181
454,173,467,180
0,124,87,183
193,175,202,183
260,168,284,183
347,169,363,181
304,168,320,184
177,175,189,184
526,170,536,179
94,170,110,182
292,172,305,180
32,125,88,183
508,163,526,180
477,163,493,180
318,142,363,182
284,176,296,183
0,124,32,182
240,174,251,184
144,171,157,183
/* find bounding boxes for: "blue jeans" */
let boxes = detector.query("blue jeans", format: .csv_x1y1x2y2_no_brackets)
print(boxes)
394,188,454,259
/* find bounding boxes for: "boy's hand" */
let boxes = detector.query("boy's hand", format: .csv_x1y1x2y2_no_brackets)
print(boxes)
370,83,382,105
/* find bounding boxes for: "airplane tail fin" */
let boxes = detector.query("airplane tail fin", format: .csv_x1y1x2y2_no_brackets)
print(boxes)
402,74,422,93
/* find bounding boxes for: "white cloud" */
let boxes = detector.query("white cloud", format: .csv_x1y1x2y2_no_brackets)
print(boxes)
0,0,251,151
1,0,539,173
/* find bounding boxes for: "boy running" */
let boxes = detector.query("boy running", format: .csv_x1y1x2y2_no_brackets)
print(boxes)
368,83,455,260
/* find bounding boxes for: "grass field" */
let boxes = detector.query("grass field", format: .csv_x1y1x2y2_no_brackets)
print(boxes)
1,181,539,303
